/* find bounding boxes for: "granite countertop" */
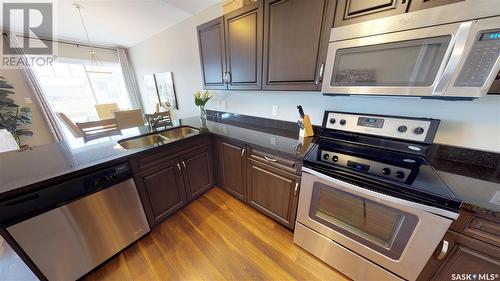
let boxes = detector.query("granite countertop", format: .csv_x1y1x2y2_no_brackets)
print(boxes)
0,116,305,200
1,113,499,216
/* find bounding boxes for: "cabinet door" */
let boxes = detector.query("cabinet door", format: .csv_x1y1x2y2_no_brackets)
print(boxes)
135,159,187,226
262,0,336,91
334,0,408,27
220,140,247,201
224,1,263,90
247,158,300,229
419,231,500,281
197,17,227,90
408,0,464,12
181,145,214,201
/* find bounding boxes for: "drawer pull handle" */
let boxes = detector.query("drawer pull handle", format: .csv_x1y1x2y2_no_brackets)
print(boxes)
264,155,278,162
436,240,449,260
241,148,245,157
294,183,299,196
182,161,187,169
177,163,182,171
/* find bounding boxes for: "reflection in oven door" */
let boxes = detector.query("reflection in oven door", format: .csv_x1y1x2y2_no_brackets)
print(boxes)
487,71,500,94
295,168,454,281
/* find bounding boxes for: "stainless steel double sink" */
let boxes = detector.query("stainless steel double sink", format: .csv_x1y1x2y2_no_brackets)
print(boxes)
118,126,199,149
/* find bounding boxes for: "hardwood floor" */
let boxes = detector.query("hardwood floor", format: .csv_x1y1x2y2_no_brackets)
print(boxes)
84,187,349,281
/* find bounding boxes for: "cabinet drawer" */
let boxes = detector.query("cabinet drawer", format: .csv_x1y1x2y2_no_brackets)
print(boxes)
465,217,500,247
248,146,301,175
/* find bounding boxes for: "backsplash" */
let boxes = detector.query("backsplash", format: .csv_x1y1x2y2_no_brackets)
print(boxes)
207,91,500,153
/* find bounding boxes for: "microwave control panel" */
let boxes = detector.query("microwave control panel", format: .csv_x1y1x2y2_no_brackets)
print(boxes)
455,29,500,87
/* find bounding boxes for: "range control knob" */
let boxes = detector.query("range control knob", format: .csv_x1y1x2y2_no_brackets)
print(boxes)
395,171,405,179
339,119,347,126
323,154,330,160
332,155,339,162
329,118,336,124
397,125,407,133
382,168,391,175
414,127,425,135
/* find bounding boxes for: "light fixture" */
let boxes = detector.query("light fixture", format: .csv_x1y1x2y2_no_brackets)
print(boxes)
74,3,112,75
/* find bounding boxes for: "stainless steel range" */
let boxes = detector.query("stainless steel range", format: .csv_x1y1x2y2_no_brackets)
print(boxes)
293,111,461,281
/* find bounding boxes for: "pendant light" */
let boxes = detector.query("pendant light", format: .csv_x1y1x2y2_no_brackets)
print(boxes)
74,4,112,75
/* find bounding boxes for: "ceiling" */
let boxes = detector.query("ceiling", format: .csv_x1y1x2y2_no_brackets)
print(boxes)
4,0,221,47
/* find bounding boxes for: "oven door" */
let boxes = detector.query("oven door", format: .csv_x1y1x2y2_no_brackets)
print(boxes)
322,21,472,97
297,167,455,281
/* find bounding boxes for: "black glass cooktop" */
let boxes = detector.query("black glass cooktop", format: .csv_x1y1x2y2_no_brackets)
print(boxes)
304,138,462,212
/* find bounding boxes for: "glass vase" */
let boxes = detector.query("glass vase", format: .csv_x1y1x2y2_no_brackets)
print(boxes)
199,104,207,121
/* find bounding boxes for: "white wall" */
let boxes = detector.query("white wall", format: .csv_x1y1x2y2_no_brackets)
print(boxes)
129,4,224,118
129,4,500,153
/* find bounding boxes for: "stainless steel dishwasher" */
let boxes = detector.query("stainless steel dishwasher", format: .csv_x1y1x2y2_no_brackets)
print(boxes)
0,162,150,281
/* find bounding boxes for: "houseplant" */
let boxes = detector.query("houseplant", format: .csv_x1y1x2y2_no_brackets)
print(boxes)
194,90,212,122
0,76,32,146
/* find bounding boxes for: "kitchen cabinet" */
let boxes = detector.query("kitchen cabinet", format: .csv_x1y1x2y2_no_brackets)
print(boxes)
135,159,188,226
132,136,214,226
224,1,263,90
333,0,408,27
262,0,336,91
181,145,214,200
197,17,227,90
418,208,500,281
247,158,300,229
420,231,500,281
219,139,247,201
408,0,464,12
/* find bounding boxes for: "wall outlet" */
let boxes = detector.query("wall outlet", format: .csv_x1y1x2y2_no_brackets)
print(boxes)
220,100,226,110
489,191,500,206
270,136,276,146
272,105,279,116
24,97,32,104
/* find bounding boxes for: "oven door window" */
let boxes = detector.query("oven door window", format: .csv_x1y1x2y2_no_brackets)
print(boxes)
309,182,419,260
330,36,451,87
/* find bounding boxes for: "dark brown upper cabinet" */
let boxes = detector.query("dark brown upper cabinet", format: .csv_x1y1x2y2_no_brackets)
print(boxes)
262,0,336,91
224,1,263,90
333,0,409,27
408,0,464,12
197,17,227,90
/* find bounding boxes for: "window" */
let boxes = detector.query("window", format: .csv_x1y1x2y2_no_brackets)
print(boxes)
33,59,132,147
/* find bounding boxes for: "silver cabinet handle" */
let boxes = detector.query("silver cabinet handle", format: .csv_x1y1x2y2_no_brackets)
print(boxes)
223,72,227,84
227,71,232,84
436,240,449,260
294,182,299,196
241,148,245,157
264,155,278,162
177,163,181,171
315,63,325,85
182,161,186,169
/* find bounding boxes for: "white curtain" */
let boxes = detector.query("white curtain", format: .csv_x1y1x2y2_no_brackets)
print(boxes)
117,48,143,110
6,33,66,142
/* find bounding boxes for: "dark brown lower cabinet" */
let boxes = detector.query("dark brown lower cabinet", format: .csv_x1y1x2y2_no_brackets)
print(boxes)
419,231,500,281
135,159,187,226
181,145,214,200
219,139,247,201
247,158,300,229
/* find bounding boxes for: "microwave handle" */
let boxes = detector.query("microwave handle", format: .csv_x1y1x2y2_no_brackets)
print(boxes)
433,21,473,95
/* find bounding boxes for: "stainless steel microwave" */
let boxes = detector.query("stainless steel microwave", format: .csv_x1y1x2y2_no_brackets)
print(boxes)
322,0,500,98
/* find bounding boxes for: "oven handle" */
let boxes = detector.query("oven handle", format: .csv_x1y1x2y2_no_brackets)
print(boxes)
433,21,473,95
302,167,459,219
